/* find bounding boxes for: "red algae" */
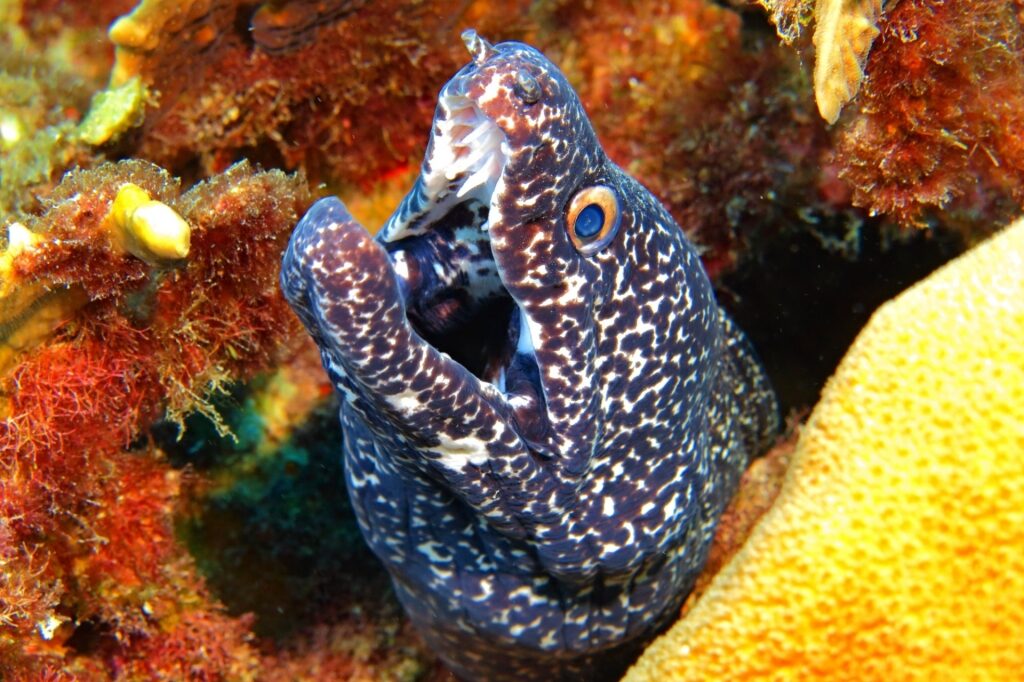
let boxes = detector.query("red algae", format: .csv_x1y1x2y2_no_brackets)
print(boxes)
110,0,534,186
95,0,819,267
115,607,259,681
0,159,311,679
835,0,1024,229
259,619,432,682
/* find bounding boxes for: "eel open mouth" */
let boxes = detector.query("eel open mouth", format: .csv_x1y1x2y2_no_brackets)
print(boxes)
379,81,538,406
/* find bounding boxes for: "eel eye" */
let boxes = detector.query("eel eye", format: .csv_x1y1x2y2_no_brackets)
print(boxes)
514,69,540,104
566,185,621,255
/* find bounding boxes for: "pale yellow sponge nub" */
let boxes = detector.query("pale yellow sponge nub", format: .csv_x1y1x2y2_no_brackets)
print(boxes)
0,222,42,279
626,217,1024,681
108,182,191,262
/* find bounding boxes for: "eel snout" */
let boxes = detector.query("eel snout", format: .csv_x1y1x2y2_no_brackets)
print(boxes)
281,197,407,364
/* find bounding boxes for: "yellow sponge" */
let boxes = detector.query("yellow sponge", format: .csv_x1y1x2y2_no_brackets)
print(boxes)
626,217,1024,681
108,182,191,262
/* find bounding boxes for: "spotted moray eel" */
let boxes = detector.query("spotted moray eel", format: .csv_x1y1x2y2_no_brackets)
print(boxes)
281,31,778,682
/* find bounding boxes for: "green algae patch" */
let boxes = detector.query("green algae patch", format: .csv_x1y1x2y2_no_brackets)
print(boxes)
78,75,147,145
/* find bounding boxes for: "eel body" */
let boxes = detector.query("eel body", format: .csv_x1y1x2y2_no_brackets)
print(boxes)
281,31,778,681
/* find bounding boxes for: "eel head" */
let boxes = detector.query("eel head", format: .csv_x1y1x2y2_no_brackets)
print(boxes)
375,31,664,471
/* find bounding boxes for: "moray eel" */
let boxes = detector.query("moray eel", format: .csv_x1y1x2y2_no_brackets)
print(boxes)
281,31,778,681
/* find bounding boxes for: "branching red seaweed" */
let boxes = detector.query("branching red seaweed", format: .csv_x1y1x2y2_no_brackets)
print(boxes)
0,158,311,679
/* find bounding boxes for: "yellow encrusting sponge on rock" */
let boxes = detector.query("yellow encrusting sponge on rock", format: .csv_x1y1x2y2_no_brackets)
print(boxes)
108,182,191,263
626,217,1024,680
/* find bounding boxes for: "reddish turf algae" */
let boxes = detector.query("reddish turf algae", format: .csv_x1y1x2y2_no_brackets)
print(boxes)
835,0,1024,229
1,160,311,679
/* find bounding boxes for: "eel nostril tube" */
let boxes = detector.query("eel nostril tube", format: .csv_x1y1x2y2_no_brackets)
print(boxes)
461,28,496,65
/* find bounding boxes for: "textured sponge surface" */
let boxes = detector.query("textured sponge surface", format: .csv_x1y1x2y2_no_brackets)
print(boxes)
626,218,1024,681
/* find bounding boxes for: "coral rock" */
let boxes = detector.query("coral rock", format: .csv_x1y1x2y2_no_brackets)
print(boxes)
626,215,1024,680
77,76,147,146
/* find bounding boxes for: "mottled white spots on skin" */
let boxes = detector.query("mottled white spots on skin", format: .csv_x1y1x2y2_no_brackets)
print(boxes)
478,78,509,106
508,393,535,410
539,630,560,650
349,464,382,486
663,492,680,519
508,615,544,637
488,175,509,237
417,541,449,563
385,387,423,414
433,431,492,468
600,542,621,556
391,250,410,281
431,566,456,582
474,577,495,600
508,585,536,602
602,497,616,517
621,523,636,546
545,364,565,381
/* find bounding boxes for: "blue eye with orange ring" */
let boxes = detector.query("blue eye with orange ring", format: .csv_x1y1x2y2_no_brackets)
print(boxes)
566,185,621,255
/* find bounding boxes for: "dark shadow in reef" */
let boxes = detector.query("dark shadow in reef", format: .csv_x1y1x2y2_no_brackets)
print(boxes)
718,219,965,416
154,391,403,643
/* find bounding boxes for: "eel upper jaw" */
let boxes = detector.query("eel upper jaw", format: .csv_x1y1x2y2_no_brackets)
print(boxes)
379,80,550,447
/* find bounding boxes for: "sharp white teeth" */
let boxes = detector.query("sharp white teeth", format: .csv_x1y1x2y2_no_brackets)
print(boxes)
460,120,497,147
461,143,493,172
457,160,494,198
449,110,478,126
421,96,507,206
445,161,463,181
459,153,504,199
441,94,471,109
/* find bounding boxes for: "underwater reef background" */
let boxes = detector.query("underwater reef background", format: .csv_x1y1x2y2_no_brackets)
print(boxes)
1,0,1022,679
